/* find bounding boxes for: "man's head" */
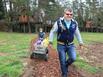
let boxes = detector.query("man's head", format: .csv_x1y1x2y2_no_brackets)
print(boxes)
64,7,73,21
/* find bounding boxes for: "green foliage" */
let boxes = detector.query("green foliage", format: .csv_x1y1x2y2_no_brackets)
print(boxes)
75,32,103,73
0,32,35,77
0,32,103,77
0,55,23,77
75,55,101,73
80,32,103,43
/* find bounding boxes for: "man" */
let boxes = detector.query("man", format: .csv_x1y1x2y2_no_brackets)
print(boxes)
49,7,84,77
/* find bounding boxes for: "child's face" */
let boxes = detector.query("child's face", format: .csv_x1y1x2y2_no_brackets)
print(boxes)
40,28,43,32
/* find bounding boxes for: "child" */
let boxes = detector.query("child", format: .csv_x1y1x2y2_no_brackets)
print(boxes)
34,28,45,46
38,28,45,40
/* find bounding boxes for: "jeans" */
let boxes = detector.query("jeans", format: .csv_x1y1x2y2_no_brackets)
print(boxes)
57,43,76,77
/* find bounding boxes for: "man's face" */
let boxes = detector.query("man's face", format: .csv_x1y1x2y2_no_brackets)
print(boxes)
64,11,73,21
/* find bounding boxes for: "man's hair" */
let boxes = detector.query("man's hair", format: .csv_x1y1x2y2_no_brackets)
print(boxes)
64,7,73,13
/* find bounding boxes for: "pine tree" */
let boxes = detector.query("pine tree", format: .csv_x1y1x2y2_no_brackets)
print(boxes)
0,0,4,19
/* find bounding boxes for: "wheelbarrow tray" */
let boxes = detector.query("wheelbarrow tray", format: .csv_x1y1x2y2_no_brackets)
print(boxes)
30,44,48,61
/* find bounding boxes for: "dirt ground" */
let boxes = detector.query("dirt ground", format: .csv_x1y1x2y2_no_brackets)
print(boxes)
21,42,103,77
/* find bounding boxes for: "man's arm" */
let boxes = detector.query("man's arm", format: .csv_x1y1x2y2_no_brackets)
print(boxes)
74,23,83,45
49,21,58,44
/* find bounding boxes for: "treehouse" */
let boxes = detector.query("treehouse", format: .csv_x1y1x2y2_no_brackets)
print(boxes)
19,15,28,24
11,7,52,33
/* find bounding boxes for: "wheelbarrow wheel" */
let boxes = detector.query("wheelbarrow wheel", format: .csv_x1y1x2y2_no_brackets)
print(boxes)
30,52,35,59
44,54,48,61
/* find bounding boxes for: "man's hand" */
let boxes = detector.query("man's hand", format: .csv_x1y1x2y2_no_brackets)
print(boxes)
48,42,53,49
79,43,84,49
